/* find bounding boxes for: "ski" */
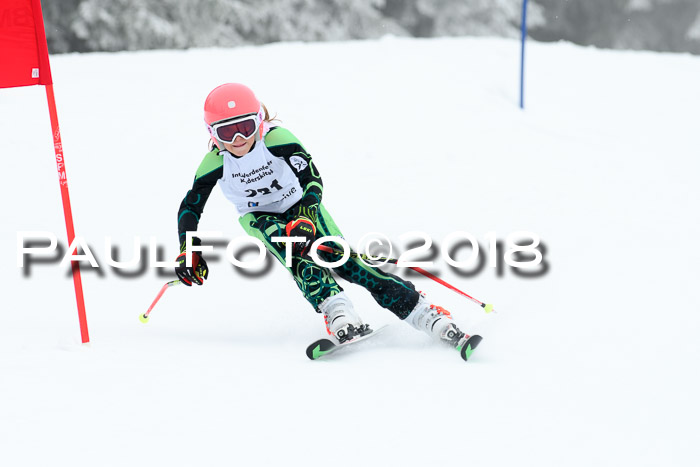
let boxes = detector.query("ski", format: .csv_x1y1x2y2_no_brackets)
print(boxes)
458,334,483,361
306,326,483,362
306,325,388,360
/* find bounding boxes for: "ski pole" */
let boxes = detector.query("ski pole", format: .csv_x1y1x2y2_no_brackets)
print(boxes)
139,280,181,323
315,245,495,313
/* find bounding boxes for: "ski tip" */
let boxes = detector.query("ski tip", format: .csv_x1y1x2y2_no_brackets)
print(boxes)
139,313,150,324
460,335,483,362
305,344,319,360
306,339,336,360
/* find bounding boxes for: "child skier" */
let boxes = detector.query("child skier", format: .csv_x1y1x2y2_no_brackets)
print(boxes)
175,83,481,359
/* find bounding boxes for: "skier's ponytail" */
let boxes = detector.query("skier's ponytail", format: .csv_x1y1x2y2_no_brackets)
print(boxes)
261,102,279,123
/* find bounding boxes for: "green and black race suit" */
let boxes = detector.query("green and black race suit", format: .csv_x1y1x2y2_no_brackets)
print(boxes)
177,126,419,315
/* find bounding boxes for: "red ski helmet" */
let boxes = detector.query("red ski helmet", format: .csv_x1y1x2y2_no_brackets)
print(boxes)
204,83,265,145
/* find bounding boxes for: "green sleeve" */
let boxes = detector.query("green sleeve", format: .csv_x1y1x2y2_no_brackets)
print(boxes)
177,148,224,243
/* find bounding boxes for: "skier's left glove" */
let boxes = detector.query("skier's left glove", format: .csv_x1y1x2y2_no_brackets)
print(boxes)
175,237,209,286
285,213,316,256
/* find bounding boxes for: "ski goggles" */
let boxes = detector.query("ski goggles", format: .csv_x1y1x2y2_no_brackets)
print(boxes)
209,114,260,143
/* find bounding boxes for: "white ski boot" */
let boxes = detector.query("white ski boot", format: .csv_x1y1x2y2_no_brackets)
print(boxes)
319,291,367,343
406,293,471,349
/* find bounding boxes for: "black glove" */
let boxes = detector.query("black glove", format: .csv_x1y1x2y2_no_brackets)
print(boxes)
175,237,209,286
285,205,317,256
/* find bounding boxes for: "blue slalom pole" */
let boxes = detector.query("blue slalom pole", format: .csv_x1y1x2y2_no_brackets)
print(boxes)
520,0,529,109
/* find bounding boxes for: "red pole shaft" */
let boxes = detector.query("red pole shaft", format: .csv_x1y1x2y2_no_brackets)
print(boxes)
316,244,487,307
144,280,180,319
45,84,90,343
409,266,484,306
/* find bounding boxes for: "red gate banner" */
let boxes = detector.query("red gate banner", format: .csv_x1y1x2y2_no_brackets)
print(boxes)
0,0,52,88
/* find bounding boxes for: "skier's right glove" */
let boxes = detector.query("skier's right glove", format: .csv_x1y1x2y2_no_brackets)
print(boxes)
175,237,209,286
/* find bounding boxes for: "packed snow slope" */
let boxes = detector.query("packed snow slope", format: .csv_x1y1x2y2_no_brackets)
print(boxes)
1,37,699,467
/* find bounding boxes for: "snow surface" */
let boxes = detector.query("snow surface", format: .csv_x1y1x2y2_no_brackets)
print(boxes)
1,36,699,466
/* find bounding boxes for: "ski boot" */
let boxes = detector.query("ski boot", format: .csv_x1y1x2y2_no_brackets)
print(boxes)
405,293,482,361
318,292,371,343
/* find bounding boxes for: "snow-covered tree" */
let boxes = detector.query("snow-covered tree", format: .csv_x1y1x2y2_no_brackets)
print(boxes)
688,10,700,40
530,0,700,54
66,0,404,52
71,0,185,51
381,0,544,38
